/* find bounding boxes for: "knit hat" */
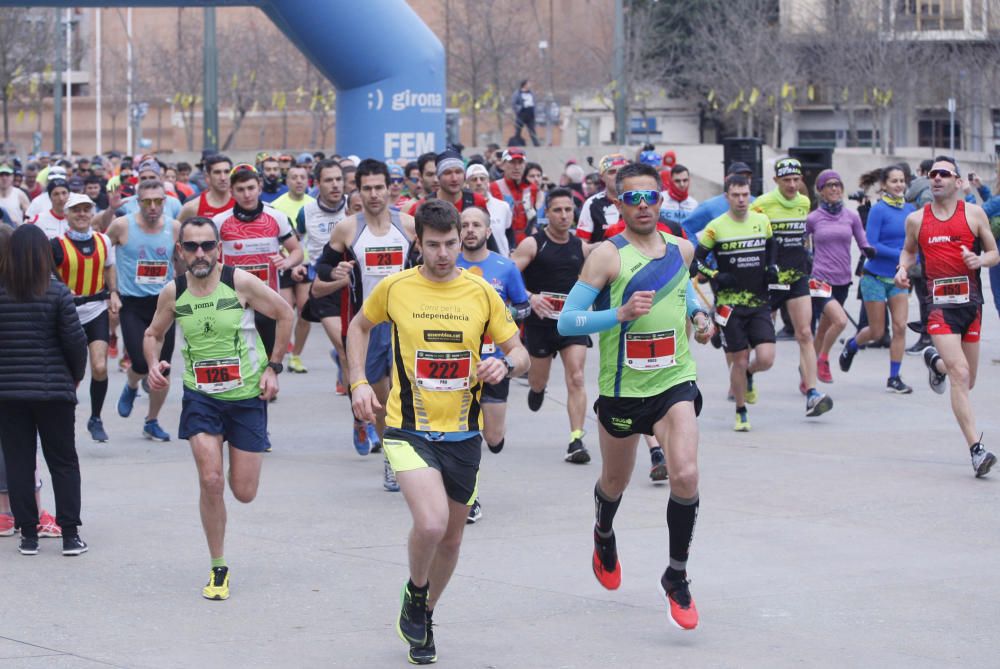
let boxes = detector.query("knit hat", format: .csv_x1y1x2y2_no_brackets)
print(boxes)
815,169,843,190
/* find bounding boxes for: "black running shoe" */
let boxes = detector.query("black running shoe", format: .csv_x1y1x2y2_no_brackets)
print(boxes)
565,438,591,464
924,347,947,394
397,581,428,645
62,535,88,556
466,499,482,525
839,344,857,372
649,447,668,482
408,610,437,665
18,536,38,556
527,388,545,412
886,376,913,394
906,335,932,355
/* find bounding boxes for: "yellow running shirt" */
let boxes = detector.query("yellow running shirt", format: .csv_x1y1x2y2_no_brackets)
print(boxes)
363,267,519,433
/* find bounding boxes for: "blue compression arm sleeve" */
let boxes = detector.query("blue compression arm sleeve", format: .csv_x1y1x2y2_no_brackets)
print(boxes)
686,282,707,319
558,281,620,336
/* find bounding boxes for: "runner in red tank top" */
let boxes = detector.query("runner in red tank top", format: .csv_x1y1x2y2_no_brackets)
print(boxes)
896,156,1000,477
179,154,235,222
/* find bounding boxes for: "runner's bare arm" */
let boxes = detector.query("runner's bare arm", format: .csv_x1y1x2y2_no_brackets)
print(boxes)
275,234,304,271
895,210,923,288
346,311,382,423
495,334,530,378
510,235,537,272
399,212,417,241
143,282,177,390
178,198,199,223
105,216,127,246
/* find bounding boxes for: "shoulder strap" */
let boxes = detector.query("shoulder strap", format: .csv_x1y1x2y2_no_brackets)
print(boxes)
175,272,188,299
462,190,475,211
221,264,236,290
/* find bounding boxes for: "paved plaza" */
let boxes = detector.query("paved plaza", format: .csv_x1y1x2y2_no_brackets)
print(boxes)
3,294,1000,668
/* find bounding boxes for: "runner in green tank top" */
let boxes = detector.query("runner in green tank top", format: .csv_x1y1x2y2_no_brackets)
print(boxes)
557,162,714,632
143,216,294,602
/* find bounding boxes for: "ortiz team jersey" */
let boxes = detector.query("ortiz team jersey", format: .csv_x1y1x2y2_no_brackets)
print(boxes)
362,267,519,434
752,189,810,284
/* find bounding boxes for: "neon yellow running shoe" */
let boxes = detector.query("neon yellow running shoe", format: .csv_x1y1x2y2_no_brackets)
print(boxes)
288,354,308,373
733,412,751,432
202,566,230,600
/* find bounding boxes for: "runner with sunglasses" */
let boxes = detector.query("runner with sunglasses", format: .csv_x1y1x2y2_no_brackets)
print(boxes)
896,157,1000,478
106,179,181,441
695,174,776,431
144,216,294,600
512,187,592,463
558,161,711,630
752,158,833,418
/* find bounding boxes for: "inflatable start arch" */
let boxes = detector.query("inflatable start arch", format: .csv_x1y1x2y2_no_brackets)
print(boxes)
3,0,446,159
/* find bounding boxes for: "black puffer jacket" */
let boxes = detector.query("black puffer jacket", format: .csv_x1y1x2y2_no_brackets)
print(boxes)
0,279,87,402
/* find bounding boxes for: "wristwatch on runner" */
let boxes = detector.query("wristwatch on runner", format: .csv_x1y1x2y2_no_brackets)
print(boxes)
267,361,284,374
504,358,515,379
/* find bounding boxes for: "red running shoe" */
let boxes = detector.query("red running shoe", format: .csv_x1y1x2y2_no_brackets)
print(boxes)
592,529,621,590
0,513,13,537
817,357,833,384
108,334,119,358
659,572,698,630
37,510,62,538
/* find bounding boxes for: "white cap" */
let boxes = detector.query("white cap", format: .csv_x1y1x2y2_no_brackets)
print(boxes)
65,193,95,210
49,165,68,178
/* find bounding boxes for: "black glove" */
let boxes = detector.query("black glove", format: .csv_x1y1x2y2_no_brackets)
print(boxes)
862,246,876,259
715,271,739,289
765,264,781,285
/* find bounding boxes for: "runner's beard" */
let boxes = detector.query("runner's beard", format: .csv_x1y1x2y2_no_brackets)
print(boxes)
462,236,487,252
191,258,216,278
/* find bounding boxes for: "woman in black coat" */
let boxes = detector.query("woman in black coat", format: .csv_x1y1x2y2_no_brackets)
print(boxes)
0,224,88,556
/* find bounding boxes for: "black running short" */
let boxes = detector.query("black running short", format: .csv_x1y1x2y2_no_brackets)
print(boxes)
303,289,342,322
595,380,702,438
927,304,982,343
811,282,850,319
481,377,509,404
719,305,775,353
769,275,810,310
382,428,482,505
524,322,590,358
120,295,175,375
82,310,110,345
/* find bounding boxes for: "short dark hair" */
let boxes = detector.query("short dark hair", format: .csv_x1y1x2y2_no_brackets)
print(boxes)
1,223,52,301
314,158,343,182
725,174,750,192
546,187,575,209
204,154,232,172
230,168,260,187
355,159,389,187
179,216,220,242
260,156,280,168
919,159,934,174
137,179,165,195
417,152,437,175
176,161,192,173
404,161,418,175
615,162,661,193
414,199,460,241
671,163,690,177
286,163,309,176
312,151,326,161
84,175,102,185
933,155,959,172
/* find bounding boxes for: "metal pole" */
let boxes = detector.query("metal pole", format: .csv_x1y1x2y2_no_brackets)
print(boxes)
65,8,72,156
53,9,63,154
948,97,956,152
95,8,102,155
126,7,133,155
613,0,626,146
203,7,219,152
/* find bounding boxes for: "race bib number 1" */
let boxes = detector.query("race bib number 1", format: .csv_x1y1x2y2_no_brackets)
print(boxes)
193,357,244,394
541,291,568,319
624,330,676,370
714,304,733,327
932,276,970,305
365,245,405,275
414,350,472,391
136,260,169,284
809,278,832,298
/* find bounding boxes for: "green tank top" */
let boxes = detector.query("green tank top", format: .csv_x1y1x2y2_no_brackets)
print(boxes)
175,265,266,401
594,232,697,397
751,189,811,283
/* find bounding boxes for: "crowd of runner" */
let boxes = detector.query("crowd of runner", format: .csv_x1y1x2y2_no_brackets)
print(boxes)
0,141,996,664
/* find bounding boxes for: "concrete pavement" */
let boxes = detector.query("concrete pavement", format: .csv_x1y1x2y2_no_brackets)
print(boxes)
3,296,999,668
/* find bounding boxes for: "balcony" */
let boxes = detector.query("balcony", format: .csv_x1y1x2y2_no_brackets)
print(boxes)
881,0,988,40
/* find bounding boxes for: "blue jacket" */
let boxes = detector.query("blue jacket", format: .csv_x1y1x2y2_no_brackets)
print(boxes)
863,199,915,277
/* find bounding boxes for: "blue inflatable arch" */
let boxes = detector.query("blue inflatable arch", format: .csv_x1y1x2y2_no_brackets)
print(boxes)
2,0,445,160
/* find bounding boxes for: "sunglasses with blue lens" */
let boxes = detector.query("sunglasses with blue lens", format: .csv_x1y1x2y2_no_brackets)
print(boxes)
619,190,661,206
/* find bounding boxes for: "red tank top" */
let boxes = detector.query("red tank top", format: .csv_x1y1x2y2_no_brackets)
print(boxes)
918,200,982,307
197,192,235,218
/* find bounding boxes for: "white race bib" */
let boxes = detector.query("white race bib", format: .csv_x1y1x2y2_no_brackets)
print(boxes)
414,350,472,391
624,330,677,370
932,276,970,305
193,357,244,394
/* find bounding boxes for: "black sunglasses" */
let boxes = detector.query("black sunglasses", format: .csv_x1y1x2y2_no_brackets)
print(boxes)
180,240,218,253
928,168,957,179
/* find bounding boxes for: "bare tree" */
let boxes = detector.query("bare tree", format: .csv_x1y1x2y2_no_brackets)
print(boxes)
147,8,204,151
0,10,55,146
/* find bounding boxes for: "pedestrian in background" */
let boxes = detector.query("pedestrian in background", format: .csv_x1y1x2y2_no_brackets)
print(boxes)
0,224,89,557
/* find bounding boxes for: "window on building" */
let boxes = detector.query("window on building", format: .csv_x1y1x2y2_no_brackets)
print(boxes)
797,130,836,148
992,109,1000,138
918,119,961,149
894,0,968,31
